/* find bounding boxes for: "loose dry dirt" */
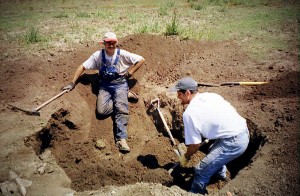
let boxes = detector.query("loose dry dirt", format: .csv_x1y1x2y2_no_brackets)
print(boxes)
0,34,299,196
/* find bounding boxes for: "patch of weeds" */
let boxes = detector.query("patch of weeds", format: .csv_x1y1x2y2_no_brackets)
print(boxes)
166,0,176,7
54,12,69,18
159,4,169,16
136,21,163,34
129,13,140,24
218,6,227,12
159,0,176,16
165,10,179,36
24,27,42,43
180,25,214,41
115,24,127,32
188,0,270,7
76,12,90,18
191,3,204,10
71,21,80,31
137,24,149,33
152,22,160,33
96,11,113,19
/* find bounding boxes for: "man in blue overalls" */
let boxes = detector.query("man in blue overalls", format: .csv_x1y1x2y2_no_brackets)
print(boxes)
63,32,145,153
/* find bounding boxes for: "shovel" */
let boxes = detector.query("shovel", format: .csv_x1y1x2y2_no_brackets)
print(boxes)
168,139,209,174
150,98,176,146
197,81,268,87
9,90,68,116
220,81,268,86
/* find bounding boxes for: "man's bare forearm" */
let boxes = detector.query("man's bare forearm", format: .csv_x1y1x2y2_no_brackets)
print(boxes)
71,64,86,84
185,143,201,159
128,58,145,76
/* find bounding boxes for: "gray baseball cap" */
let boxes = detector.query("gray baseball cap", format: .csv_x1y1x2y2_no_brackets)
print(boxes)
170,77,198,91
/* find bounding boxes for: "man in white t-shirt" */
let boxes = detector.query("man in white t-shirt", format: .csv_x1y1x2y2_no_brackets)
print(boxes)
62,32,145,153
173,77,249,194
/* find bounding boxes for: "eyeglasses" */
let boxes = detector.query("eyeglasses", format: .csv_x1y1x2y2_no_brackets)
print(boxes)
104,41,117,45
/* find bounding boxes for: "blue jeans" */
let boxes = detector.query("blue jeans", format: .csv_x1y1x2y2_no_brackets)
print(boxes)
190,129,249,194
96,79,129,140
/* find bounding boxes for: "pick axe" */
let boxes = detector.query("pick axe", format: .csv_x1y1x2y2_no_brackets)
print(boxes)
9,90,68,116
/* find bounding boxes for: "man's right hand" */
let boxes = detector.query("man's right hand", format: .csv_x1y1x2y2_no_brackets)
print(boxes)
125,71,132,79
178,155,188,167
62,82,75,92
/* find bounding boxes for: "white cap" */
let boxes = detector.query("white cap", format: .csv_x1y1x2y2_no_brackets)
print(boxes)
102,32,118,43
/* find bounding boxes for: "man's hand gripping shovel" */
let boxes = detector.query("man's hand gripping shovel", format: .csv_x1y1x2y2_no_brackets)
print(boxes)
168,139,209,174
150,98,207,174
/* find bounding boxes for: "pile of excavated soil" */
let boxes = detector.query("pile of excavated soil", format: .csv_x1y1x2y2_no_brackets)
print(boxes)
0,34,299,195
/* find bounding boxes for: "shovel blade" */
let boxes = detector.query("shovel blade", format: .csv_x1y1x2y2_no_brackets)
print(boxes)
9,105,40,116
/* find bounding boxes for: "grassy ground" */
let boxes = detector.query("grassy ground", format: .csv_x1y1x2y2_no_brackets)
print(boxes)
0,0,298,59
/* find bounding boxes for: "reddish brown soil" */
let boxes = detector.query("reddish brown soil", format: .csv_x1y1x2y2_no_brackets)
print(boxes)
0,34,299,195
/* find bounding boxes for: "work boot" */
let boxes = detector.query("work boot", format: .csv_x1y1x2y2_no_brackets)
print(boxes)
128,90,138,102
116,139,130,153
220,176,230,182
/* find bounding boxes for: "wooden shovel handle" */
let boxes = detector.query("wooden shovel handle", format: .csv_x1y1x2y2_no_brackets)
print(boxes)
220,82,268,86
34,90,68,112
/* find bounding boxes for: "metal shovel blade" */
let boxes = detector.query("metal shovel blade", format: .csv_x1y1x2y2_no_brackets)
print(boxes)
8,104,40,116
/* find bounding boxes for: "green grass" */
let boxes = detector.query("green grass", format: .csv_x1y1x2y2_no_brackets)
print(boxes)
25,27,42,43
0,0,298,59
54,12,69,18
165,10,179,36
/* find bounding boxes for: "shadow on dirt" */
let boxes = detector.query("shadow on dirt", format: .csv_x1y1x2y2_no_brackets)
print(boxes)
227,119,268,178
24,108,78,154
245,71,299,99
137,154,160,169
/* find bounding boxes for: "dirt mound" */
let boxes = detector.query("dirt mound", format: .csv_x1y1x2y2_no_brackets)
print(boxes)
1,34,299,195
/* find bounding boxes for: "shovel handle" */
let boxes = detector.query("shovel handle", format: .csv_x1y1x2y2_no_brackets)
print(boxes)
168,162,180,174
34,90,68,112
157,107,176,146
220,82,268,86
197,82,219,87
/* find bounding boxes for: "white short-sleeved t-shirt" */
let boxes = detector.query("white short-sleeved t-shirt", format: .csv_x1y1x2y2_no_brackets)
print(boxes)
82,49,143,75
183,92,247,145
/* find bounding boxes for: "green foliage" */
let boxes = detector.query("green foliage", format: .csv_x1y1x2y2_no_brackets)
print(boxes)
0,0,296,60
138,25,149,33
54,12,69,18
96,11,119,20
24,27,42,43
159,5,168,16
159,0,176,16
152,22,160,33
187,0,272,9
191,3,204,10
165,11,179,36
137,22,161,34
76,12,90,18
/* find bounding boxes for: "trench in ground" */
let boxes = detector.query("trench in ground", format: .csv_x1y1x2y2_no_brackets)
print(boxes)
24,108,267,193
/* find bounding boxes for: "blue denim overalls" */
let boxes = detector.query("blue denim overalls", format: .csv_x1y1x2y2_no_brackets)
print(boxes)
97,49,129,140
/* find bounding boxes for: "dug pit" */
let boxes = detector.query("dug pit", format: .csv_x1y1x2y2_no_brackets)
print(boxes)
24,100,267,194
22,34,273,194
